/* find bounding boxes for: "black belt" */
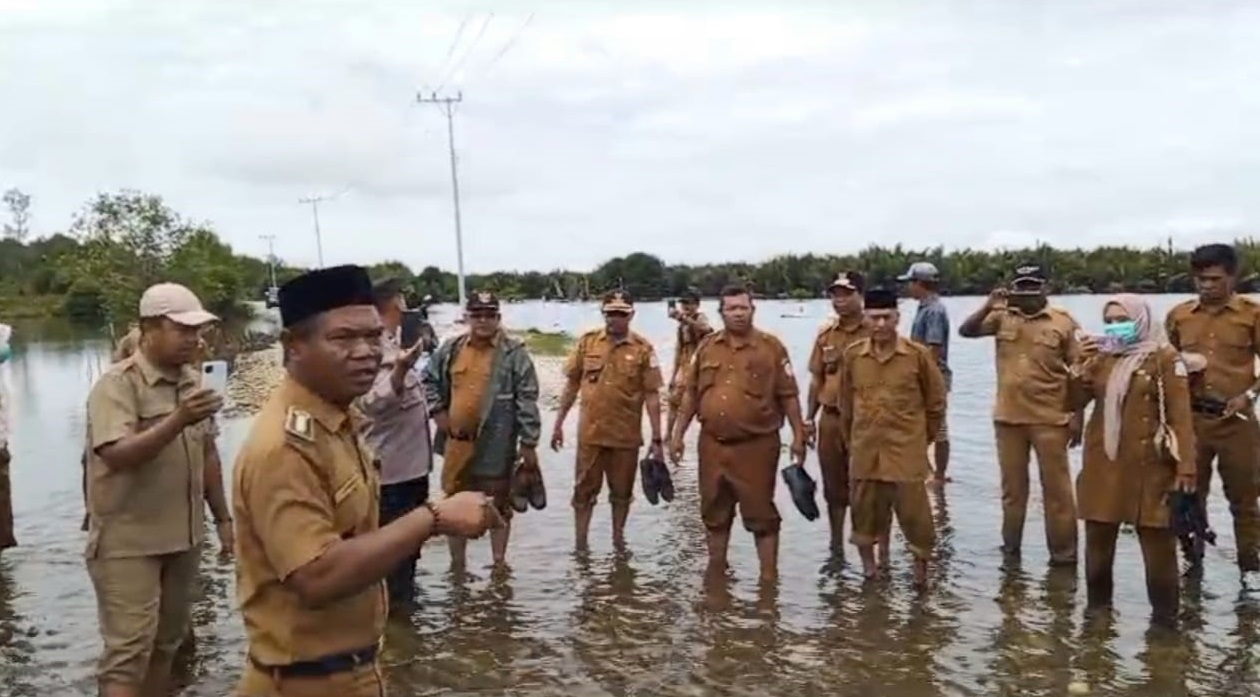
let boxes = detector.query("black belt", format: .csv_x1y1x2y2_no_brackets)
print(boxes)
250,645,378,679
448,431,475,442
821,406,841,415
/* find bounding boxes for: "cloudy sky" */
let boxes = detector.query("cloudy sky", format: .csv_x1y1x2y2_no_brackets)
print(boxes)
2,0,1259,273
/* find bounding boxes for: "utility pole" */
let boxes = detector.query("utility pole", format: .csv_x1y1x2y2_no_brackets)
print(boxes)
416,90,468,309
259,234,278,288
296,195,327,267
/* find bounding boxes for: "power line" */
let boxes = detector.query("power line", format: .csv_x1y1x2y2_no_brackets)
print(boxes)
438,15,472,76
416,90,468,309
435,13,493,92
469,13,535,84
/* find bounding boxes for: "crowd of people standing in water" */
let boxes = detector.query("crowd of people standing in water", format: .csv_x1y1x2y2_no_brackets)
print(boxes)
0,242,1257,696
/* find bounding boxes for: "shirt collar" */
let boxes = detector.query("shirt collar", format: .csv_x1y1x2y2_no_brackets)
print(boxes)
280,375,360,433
132,351,195,388
1191,295,1245,313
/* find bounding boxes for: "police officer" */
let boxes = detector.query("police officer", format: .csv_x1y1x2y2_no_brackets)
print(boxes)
232,265,498,697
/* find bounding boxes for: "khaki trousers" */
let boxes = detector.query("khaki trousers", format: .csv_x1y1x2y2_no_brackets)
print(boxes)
994,422,1078,563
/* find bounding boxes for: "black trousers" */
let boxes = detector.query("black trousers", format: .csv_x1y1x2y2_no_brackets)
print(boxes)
379,475,430,605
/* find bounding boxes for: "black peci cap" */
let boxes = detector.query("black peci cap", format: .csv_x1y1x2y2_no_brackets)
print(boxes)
863,287,898,310
278,265,375,328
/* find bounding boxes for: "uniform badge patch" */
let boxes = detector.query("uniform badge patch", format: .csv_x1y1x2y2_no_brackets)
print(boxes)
783,360,793,377
649,353,659,368
1173,357,1188,377
285,407,315,442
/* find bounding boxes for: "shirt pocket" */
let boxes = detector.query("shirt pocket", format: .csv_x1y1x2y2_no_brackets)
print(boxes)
821,344,840,374
1217,316,1256,363
331,471,372,538
582,354,605,383
696,360,722,392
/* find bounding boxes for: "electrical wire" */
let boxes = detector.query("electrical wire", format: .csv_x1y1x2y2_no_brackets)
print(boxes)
434,12,494,93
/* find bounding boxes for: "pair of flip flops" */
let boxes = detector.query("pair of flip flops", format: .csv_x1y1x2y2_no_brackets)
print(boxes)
639,457,675,505
510,463,547,513
781,464,820,522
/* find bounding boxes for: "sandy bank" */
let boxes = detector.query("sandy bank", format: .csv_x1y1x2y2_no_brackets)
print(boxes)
225,342,570,417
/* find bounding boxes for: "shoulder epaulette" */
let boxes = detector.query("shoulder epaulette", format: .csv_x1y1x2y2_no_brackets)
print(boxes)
817,317,838,335
284,407,315,443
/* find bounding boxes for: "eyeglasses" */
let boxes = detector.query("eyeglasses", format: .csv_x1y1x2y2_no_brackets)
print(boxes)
467,312,499,321
603,311,630,318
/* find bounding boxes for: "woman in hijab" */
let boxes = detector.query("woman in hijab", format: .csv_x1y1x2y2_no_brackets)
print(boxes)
1070,294,1196,623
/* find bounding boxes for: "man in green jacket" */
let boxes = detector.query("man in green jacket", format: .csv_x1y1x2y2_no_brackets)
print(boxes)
423,291,542,568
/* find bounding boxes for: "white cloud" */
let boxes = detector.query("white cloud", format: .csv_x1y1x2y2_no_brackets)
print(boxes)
2,1,1260,273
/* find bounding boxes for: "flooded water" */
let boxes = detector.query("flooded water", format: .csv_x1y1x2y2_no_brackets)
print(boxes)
2,295,1258,696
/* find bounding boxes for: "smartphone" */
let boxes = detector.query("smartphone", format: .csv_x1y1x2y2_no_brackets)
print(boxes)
667,299,676,312
201,360,228,396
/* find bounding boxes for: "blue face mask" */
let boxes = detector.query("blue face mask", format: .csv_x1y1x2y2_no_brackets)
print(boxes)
1103,320,1139,345
0,344,10,364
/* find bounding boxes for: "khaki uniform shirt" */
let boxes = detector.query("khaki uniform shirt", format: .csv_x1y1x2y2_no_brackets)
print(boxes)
233,377,385,665
564,329,663,449
1166,295,1260,403
447,340,497,438
85,353,212,559
975,306,1081,425
685,329,798,441
841,337,947,482
808,315,872,410
672,311,712,386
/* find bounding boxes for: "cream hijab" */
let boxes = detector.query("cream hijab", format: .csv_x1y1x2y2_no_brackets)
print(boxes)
1101,294,1165,460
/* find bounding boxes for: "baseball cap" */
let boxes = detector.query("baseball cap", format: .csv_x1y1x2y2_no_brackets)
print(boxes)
1011,262,1048,286
897,261,939,282
827,271,865,293
465,290,501,313
602,289,634,313
139,283,218,327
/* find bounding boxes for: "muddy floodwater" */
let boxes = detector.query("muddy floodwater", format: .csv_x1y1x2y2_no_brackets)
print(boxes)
2,297,1258,697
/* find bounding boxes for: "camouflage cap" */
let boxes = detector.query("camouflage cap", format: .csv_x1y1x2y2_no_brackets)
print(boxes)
466,289,501,312
602,289,634,312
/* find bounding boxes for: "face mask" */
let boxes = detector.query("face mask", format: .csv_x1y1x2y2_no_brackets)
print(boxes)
0,324,10,364
0,344,9,364
1104,320,1140,345
1008,293,1046,315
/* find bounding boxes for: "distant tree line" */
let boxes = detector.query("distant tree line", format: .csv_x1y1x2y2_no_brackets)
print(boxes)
3,187,1259,325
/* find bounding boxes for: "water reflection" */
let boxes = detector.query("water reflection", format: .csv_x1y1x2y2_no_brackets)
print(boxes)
5,298,1260,695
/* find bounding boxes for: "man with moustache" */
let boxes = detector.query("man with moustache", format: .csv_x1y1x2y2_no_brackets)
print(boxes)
553,289,665,551
670,284,807,582
1165,243,1260,578
232,266,497,697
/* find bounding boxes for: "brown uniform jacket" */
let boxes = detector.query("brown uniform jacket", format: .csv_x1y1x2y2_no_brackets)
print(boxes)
808,315,872,410
672,311,712,386
685,329,798,441
1165,294,1260,404
840,336,947,482
973,306,1082,426
233,377,385,665
84,353,213,559
1071,348,1196,527
564,329,663,449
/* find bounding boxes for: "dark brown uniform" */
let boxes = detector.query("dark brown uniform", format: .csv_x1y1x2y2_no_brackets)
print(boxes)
563,329,663,507
970,305,1081,563
669,312,712,414
840,337,946,558
807,315,872,511
684,329,798,534
1071,347,1196,612
1166,295,1260,570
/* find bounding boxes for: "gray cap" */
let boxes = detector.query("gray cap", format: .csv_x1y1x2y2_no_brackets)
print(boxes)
897,261,939,282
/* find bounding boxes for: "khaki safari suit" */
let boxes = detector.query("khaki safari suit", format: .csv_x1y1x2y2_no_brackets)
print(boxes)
669,311,712,413
807,315,872,511
563,328,664,508
1166,295,1260,570
840,337,945,558
972,305,1082,563
684,329,798,534
233,377,387,697
1071,347,1196,610
84,352,214,688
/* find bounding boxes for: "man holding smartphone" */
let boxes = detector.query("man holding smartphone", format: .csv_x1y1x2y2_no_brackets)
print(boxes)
957,263,1083,566
666,288,712,444
84,283,232,697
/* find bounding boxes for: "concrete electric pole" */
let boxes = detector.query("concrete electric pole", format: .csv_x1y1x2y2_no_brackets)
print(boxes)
416,90,468,309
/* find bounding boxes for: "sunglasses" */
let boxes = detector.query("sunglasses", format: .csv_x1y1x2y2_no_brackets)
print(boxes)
467,312,500,321
603,310,630,318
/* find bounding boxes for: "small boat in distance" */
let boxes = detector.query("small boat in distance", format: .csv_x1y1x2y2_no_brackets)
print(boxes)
780,303,809,319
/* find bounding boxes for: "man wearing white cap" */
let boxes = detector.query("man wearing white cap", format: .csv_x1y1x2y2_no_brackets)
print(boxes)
84,283,233,697
899,261,952,487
